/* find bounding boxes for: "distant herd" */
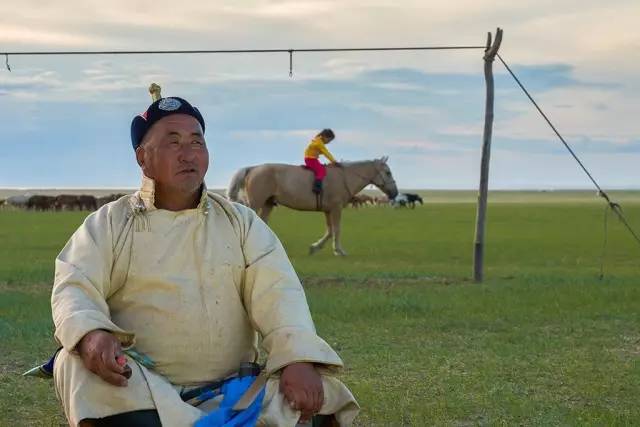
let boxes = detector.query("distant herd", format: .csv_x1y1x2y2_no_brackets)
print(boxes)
0,193,126,212
1,192,424,212
348,193,424,209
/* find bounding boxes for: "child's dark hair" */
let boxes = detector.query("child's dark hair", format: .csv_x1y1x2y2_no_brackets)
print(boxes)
318,128,335,140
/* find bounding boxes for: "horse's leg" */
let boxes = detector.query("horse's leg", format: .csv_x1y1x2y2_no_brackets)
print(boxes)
246,188,271,223
330,208,347,256
259,203,274,223
309,211,332,255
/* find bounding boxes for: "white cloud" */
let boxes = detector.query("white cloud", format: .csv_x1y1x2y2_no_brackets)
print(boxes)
228,128,317,139
220,1,338,18
352,102,440,121
0,24,104,47
495,85,638,145
0,69,61,88
438,124,482,138
1,1,639,188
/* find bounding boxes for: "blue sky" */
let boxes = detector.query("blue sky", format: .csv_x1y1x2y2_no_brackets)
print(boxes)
1,1,638,189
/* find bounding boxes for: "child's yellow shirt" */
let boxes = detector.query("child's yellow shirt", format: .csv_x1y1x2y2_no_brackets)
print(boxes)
304,136,337,163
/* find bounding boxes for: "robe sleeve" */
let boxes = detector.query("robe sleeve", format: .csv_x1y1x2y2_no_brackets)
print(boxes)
51,207,135,352
237,205,343,375
319,143,337,163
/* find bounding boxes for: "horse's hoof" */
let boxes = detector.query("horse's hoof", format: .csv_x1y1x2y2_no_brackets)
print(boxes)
333,250,347,257
309,246,319,255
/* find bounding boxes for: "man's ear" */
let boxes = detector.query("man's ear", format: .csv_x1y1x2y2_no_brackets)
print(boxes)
135,146,146,169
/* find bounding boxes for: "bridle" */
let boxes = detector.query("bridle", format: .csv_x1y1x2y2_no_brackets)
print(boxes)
339,162,396,200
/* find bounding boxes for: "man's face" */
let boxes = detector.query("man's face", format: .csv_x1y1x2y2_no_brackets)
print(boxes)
136,114,209,194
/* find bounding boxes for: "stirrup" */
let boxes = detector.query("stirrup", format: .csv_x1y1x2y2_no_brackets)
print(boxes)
312,180,323,194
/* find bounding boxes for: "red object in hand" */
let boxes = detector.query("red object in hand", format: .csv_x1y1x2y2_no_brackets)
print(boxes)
116,355,132,379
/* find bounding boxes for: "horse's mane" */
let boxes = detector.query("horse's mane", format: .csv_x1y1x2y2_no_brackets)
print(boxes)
334,159,383,167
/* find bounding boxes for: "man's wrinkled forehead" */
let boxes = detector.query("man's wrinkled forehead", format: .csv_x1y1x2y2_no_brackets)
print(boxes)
151,114,204,137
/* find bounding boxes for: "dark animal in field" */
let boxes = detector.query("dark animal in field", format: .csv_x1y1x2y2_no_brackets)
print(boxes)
96,193,127,208
54,195,80,211
392,193,424,209
77,195,98,211
404,193,423,209
27,195,57,211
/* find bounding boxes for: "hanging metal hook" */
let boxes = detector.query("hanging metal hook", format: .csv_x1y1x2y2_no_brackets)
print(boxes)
288,49,293,77
5,54,11,72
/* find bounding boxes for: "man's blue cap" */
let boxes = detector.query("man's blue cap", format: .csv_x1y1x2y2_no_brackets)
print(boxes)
130,97,205,150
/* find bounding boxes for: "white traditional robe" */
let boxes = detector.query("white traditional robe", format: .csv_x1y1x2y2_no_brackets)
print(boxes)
51,177,359,426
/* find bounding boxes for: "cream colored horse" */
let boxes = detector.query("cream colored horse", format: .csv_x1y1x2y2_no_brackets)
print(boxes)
227,157,398,256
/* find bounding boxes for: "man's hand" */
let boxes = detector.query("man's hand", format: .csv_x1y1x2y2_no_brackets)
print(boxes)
77,329,129,387
279,362,324,423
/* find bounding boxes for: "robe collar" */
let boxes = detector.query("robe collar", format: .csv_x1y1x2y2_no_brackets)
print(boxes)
134,175,210,215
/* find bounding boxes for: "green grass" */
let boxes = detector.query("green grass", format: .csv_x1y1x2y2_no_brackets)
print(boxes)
309,278,640,425
0,210,87,285
1,194,639,425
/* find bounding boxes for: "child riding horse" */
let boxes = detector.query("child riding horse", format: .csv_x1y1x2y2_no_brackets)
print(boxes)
304,129,339,194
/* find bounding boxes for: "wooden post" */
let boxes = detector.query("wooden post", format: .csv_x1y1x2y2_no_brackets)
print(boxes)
473,28,503,283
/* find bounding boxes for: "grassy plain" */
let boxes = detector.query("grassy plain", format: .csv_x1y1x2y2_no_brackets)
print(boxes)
1,191,639,425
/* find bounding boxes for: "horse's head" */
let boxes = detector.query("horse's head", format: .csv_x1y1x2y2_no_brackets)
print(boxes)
371,156,398,199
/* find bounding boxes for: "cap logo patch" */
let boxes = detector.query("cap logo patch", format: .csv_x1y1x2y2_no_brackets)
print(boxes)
158,97,182,111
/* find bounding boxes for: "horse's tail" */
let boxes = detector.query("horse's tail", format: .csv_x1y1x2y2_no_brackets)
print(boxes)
227,166,253,202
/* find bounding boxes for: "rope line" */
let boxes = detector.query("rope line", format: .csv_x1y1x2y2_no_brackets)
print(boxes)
600,204,610,280
1,45,486,72
1,45,486,56
497,53,640,248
